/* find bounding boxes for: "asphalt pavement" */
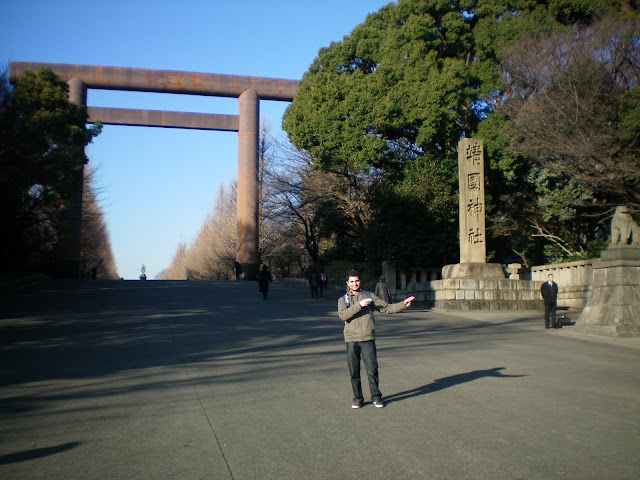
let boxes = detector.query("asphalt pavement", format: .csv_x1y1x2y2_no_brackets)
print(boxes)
1,279,638,480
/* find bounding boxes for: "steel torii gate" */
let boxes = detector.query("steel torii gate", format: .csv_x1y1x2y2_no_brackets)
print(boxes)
9,62,299,280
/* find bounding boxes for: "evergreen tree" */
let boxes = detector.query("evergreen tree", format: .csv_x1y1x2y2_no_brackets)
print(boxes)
0,67,100,273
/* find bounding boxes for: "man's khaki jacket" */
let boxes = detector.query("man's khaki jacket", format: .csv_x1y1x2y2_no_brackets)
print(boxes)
337,290,407,343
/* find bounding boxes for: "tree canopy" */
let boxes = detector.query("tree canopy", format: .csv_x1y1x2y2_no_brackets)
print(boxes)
283,0,636,267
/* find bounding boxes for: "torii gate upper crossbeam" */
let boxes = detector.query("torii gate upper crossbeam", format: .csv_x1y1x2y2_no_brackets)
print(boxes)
9,62,299,100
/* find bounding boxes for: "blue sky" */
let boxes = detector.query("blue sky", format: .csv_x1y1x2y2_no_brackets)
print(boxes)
1,0,395,279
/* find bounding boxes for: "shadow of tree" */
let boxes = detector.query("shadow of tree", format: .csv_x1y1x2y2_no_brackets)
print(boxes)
0,442,81,466
385,367,525,404
0,280,530,418
0,280,342,387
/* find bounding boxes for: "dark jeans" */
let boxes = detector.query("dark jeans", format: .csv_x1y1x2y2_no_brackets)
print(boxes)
544,302,557,328
346,340,381,402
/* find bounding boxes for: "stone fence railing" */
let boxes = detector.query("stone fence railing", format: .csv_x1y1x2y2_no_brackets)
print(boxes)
527,259,594,310
385,258,595,311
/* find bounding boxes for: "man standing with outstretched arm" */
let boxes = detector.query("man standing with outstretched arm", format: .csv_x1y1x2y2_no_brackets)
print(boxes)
338,270,415,409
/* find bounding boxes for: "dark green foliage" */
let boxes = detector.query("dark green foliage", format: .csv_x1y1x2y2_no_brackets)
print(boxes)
0,67,100,273
366,153,458,267
273,245,305,278
323,260,380,292
284,0,500,174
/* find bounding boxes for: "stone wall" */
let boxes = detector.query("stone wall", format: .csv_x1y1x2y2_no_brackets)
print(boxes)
408,278,542,311
390,259,594,311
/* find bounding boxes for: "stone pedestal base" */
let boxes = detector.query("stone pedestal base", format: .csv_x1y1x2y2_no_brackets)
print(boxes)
423,263,524,310
408,278,543,311
442,263,505,279
569,247,640,337
240,263,259,282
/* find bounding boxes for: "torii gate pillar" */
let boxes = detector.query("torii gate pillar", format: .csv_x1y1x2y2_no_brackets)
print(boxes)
237,89,259,281
56,77,87,278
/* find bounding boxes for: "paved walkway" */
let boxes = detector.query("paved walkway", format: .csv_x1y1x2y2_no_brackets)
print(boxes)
1,279,638,479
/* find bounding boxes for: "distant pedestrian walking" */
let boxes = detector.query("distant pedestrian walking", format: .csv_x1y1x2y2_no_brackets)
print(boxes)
540,274,559,329
309,270,320,299
234,261,243,281
319,269,328,299
257,265,272,300
374,276,392,303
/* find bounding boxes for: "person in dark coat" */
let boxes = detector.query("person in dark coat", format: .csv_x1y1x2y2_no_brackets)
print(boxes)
374,276,392,303
309,269,320,299
319,269,328,299
540,274,559,329
257,265,272,300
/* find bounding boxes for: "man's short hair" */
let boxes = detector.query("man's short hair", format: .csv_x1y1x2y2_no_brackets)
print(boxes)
345,269,360,282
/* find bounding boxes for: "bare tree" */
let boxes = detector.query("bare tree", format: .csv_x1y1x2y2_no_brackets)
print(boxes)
257,123,311,272
264,125,380,268
500,15,640,208
161,181,237,280
161,125,314,280
162,242,188,279
263,139,328,266
80,165,118,279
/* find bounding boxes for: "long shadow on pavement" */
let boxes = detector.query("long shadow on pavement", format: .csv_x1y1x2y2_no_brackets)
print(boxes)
384,367,526,405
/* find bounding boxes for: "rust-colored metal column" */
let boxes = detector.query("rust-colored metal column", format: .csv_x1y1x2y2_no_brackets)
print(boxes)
56,77,86,278
237,89,259,281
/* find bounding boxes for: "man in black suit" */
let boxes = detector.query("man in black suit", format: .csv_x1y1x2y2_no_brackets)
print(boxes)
540,274,559,329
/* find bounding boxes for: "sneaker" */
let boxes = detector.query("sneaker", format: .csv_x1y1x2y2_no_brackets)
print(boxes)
351,400,362,409
373,398,385,408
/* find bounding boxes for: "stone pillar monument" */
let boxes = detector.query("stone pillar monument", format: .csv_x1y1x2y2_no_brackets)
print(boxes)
442,138,503,279
570,206,640,337
237,89,260,281
459,138,486,263
407,139,544,310
55,77,86,278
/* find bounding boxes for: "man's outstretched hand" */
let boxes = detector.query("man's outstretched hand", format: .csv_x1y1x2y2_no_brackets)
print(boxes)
359,298,373,307
404,296,416,307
